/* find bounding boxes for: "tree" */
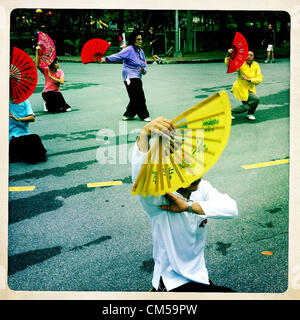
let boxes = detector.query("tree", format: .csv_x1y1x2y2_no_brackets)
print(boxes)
186,10,193,54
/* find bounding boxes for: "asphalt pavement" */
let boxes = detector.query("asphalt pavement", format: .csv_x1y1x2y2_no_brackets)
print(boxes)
7,57,289,294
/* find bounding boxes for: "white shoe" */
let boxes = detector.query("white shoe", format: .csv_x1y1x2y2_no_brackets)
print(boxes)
65,107,71,112
152,61,157,65
231,115,235,120
158,57,162,64
43,102,48,112
246,114,256,121
143,117,151,122
122,116,134,121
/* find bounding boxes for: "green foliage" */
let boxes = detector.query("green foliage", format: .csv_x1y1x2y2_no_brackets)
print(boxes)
10,9,290,56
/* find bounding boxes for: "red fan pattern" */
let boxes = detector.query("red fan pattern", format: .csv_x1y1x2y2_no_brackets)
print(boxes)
81,39,110,64
38,32,56,68
10,47,38,104
227,32,248,74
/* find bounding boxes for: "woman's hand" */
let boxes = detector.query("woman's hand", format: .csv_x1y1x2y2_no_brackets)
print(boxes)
48,70,64,85
141,116,175,139
137,117,175,152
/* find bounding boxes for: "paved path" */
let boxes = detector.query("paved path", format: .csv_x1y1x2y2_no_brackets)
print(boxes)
8,58,289,293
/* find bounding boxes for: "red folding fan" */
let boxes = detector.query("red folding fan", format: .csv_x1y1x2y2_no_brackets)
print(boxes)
38,32,56,68
10,47,38,104
227,32,248,73
81,39,111,64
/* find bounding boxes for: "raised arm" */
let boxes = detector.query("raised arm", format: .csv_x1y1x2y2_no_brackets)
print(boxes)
48,70,64,85
224,48,234,66
34,46,43,73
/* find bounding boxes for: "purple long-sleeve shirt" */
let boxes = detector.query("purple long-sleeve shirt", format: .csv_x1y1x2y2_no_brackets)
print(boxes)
105,45,147,81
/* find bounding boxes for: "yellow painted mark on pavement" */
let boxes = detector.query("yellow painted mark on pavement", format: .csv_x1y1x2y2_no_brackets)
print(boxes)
261,251,273,256
242,159,289,170
87,181,123,188
9,186,35,192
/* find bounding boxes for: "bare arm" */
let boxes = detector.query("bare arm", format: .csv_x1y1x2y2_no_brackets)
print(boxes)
160,192,205,215
34,46,43,73
48,70,64,85
9,112,35,123
160,186,238,218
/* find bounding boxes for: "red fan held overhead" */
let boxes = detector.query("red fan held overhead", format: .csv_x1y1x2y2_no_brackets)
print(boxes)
81,39,110,64
10,47,38,104
227,32,248,73
38,32,56,68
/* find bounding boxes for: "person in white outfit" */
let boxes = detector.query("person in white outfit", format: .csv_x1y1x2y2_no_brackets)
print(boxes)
131,117,238,292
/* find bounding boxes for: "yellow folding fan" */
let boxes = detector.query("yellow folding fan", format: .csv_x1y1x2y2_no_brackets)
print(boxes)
132,91,232,197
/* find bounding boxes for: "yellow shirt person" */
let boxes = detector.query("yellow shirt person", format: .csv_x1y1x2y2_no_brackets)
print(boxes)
225,50,263,121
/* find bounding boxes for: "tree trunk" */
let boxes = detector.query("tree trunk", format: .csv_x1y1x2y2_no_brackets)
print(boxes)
186,10,193,54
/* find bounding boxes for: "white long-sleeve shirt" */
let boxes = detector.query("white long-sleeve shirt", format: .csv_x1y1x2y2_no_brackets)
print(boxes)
131,142,238,291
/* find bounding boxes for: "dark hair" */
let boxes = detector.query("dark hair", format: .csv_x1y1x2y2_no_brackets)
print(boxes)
128,31,142,46
49,56,58,70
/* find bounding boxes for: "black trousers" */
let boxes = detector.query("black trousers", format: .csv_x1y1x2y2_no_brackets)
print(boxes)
123,78,150,120
9,134,47,164
42,91,70,113
151,278,235,292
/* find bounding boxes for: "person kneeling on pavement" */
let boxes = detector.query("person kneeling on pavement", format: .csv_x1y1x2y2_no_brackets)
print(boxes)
131,117,238,292
9,99,47,164
35,47,72,113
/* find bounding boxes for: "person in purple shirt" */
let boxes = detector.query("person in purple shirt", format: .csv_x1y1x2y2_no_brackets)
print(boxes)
101,31,151,122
